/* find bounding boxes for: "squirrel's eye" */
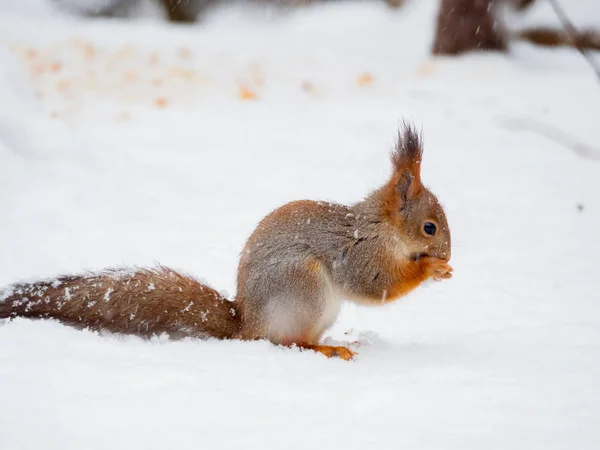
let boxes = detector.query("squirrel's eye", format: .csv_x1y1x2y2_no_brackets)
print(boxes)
423,222,437,236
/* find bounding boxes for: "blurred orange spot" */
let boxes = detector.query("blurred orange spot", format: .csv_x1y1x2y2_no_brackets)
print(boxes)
178,47,192,59
123,70,138,83
152,78,163,87
149,52,160,66
356,72,374,86
238,85,257,100
25,48,38,59
50,62,62,73
170,67,195,81
154,97,168,108
83,43,96,59
30,63,45,75
416,61,436,77
56,80,70,91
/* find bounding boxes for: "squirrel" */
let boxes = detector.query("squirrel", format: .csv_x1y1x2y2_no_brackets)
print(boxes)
0,123,452,360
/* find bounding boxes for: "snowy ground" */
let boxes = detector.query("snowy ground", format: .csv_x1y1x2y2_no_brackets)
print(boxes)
1,1,600,449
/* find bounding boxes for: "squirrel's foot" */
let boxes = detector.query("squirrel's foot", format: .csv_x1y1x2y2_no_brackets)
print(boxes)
301,344,356,361
421,257,453,281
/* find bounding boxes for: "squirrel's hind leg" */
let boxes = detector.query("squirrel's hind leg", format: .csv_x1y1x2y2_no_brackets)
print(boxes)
239,257,352,360
295,343,355,361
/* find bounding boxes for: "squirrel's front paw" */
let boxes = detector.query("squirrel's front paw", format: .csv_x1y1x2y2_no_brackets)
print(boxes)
421,257,453,281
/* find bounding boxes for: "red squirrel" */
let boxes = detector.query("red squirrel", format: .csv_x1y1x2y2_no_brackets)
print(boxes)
0,123,452,360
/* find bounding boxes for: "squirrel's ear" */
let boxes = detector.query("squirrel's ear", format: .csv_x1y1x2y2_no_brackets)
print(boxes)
390,122,423,202
395,169,416,206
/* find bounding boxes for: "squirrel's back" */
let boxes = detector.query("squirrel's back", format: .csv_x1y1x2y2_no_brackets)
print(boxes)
236,199,399,301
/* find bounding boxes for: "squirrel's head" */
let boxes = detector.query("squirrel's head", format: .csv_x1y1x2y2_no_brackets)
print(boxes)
382,123,451,262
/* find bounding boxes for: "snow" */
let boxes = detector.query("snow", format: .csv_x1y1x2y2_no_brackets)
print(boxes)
1,0,600,449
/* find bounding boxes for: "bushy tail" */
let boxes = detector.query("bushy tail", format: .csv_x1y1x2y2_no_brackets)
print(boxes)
0,266,240,339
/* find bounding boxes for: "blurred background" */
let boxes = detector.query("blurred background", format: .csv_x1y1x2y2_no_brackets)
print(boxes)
1,1,599,450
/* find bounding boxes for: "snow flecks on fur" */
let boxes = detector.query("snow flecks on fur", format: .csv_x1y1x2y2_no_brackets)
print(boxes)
0,287,14,303
0,265,239,338
104,267,141,280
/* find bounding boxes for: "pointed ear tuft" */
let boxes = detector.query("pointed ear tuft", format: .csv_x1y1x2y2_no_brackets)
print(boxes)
390,121,423,186
387,121,424,208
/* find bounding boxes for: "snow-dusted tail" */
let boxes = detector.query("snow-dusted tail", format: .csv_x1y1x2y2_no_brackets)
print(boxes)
0,266,240,339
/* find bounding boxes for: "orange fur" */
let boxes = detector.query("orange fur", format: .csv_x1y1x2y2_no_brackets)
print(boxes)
297,344,355,361
386,257,452,302
306,259,322,274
